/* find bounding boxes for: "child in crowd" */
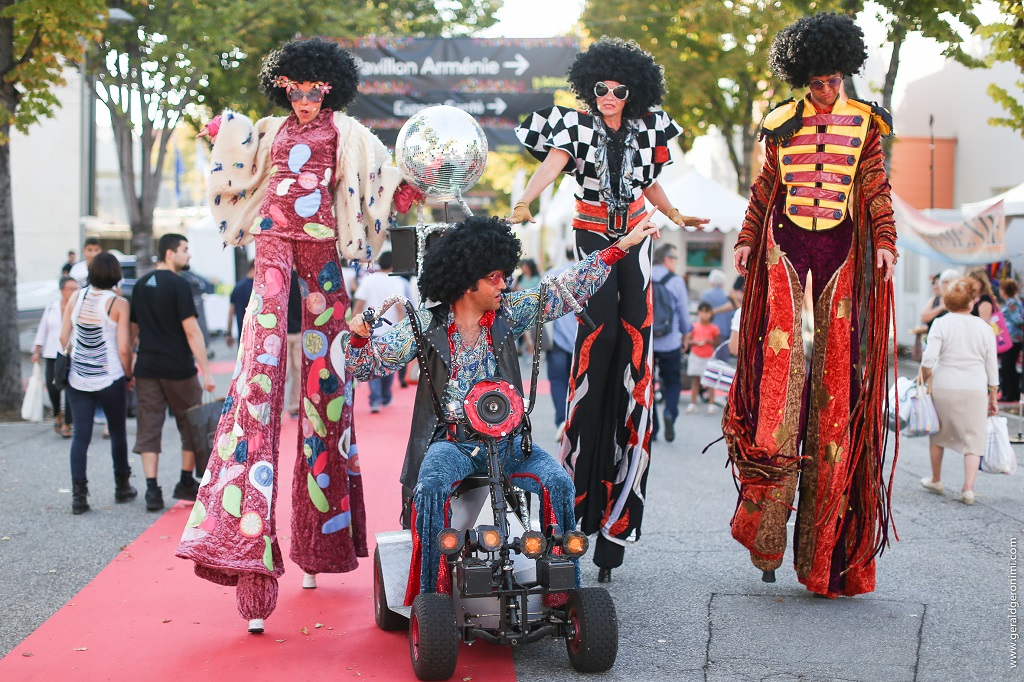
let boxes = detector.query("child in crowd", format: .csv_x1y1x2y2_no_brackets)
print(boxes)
686,302,720,414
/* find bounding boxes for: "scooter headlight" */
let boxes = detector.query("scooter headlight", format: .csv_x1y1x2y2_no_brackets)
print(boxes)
437,528,463,555
562,531,589,557
478,525,503,552
519,531,546,559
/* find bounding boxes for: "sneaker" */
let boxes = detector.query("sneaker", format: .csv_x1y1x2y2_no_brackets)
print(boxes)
960,490,975,506
664,419,675,442
302,572,317,589
707,405,717,415
920,477,944,495
145,486,164,512
248,619,264,634
370,404,381,414
686,403,696,414
173,477,200,501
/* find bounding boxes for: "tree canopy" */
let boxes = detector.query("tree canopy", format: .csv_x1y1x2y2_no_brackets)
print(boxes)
983,0,1024,137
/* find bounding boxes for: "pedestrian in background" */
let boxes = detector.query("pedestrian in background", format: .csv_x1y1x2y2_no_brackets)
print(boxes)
131,233,215,511
61,250,76,277
998,278,1023,402
544,247,578,435
920,278,998,506
69,237,102,288
685,301,719,414
699,269,734,341
351,251,407,413
226,261,255,347
33,275,79,437
516,259,541,355
967,268,997,321
651,243,690,441
58,253,135,514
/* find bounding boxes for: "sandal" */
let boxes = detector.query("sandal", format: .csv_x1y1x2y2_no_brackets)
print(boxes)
60,424,72,439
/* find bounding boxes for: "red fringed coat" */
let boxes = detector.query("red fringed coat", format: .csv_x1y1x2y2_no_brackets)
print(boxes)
724,95,899,598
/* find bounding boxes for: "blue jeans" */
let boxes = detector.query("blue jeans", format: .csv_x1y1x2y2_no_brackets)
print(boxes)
414,434,577,593
67,378,129,482
546,348,572,426
652,349,682,438
368,374,394,408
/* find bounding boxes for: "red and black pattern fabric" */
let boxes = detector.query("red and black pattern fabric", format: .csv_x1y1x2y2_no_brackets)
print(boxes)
515,106,681,203
724,109,898,598
560,228,655,569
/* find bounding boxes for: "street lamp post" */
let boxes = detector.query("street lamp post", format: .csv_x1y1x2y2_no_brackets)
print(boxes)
928,114,935,210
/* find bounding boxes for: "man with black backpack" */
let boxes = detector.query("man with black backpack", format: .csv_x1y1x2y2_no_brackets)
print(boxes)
651,244,690,442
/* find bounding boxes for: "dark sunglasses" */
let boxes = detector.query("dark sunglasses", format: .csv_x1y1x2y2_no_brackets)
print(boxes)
287,87,324,103
594,81,629,100
808,76,843,92
483,271,513,287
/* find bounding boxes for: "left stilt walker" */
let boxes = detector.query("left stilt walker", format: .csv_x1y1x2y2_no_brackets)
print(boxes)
176,37,421,632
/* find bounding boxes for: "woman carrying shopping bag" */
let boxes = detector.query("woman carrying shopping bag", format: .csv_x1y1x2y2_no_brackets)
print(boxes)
31,276,79,436
919,278,999,505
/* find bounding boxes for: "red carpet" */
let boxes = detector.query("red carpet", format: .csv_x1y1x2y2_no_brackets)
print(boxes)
0,379,516,680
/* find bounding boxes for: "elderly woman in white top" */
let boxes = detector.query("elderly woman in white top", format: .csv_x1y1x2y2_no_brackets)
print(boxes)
919,278,999,505
32,275,79,437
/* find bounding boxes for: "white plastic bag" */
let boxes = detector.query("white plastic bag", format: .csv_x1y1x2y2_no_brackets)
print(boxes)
21,363,44,422
981,416,1018,475
886,375,915,429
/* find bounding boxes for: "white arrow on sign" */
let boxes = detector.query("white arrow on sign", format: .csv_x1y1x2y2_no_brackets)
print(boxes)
485,97,508,116
501,53,530,76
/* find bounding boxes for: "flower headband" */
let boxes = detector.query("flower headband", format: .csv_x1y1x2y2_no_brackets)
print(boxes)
273,75,333,93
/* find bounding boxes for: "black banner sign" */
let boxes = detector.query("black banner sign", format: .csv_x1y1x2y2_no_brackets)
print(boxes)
338,38,579,151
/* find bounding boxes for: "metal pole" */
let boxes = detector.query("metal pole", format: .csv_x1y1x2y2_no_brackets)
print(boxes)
928,114,935,209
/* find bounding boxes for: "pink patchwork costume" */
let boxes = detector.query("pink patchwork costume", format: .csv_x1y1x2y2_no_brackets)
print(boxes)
176,107,403,622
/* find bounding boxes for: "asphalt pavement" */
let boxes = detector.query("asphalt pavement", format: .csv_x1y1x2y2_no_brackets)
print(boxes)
2,343,1022,680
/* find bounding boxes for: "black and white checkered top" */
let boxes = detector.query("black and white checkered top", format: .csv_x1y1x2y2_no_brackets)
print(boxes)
515,106,682,205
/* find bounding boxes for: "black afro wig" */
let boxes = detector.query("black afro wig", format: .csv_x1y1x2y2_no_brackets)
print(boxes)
418,216,521,307
769,13,868,88
259,37,360,112
567,37,666,120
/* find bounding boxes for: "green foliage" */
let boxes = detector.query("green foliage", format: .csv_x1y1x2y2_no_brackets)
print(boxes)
0,0,106,143
981,0,1024,136
581,0,833,192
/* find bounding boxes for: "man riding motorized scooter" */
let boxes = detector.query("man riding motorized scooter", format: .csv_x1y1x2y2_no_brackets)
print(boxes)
346,213,659,598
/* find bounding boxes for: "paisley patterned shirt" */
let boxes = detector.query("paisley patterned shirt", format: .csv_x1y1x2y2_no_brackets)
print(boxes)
347,248,619,406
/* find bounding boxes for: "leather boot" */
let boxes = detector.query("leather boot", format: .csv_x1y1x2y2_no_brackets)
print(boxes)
72,480,90,515
114,470,138,503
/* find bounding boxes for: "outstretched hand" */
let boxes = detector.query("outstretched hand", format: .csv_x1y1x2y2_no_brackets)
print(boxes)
617,211,660,250
667,207,710,229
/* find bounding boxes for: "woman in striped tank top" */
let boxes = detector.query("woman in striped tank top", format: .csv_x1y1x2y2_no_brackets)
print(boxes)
59,252,136,515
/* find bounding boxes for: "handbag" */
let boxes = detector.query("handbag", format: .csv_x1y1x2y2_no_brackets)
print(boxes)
990,311,1014,355
904,369,940,437
21,363,45,422
980,416,1018,475
54,289,89,393
700,342,734,393
183,391,226,479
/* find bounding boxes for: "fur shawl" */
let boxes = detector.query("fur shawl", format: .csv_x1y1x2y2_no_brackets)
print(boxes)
206,110,403,262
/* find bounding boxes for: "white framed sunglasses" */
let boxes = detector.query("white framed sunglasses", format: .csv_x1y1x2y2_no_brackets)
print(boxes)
594,81,629,101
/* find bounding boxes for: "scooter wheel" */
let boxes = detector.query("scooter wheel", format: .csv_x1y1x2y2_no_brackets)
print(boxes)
565,587,618,673
374,546,408,631
409,593,459,681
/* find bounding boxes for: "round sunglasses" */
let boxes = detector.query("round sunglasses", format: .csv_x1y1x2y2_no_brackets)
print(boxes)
594,81,629,101
808,76,843,92
287,87,325,103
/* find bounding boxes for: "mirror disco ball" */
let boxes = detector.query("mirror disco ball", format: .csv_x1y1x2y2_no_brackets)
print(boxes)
395,105,488,201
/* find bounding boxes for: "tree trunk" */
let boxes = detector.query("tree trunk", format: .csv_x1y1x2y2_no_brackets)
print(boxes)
0,131,22,410
881,25,905,172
